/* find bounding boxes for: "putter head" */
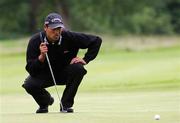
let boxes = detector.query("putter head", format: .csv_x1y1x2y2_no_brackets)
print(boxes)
60,102,74,113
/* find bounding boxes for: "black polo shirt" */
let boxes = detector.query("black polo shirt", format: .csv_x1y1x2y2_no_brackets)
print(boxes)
25,30,102,81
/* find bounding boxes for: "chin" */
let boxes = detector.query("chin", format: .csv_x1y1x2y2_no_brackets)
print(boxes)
55,36,60,40
52,37,58,41
55,38,59,40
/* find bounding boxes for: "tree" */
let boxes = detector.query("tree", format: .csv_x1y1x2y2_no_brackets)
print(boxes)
167,0,180,33
29,0,41,33
53,0,70,29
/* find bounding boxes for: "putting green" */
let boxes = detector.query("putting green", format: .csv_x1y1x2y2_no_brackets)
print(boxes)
1,91,179,123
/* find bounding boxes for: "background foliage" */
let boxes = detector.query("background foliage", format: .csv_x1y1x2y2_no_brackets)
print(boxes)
0,0,180,38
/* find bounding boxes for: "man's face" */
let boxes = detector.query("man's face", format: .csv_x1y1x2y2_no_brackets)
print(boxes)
44,25,62,42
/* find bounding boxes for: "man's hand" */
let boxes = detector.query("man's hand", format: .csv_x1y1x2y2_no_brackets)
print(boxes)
38,43,48,62
70,57,87,65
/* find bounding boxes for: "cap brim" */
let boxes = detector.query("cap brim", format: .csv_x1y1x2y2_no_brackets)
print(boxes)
48,23,64,29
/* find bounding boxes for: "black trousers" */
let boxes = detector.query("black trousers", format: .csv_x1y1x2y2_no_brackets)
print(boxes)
22,63,87,108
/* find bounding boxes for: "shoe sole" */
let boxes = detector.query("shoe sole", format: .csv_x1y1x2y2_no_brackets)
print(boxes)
60,110,73,113
60,109,74,113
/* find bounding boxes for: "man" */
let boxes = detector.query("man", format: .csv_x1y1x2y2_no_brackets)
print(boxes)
22,13,102,113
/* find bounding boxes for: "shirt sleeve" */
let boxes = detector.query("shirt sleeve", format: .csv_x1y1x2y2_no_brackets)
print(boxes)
66,31,102,64
25,36,45,76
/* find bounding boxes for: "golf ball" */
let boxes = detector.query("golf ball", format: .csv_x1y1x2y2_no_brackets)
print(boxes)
154,114,160,120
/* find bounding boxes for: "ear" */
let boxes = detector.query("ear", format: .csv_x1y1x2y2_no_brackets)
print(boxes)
44,25,48,31
61,27,66,32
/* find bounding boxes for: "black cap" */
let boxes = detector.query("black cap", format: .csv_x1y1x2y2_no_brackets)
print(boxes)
44,13,64,29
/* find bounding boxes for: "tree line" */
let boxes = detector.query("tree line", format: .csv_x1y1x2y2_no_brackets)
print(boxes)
0,0,180,38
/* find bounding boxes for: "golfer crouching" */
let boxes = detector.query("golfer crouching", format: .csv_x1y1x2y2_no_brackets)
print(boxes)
22,12,102,113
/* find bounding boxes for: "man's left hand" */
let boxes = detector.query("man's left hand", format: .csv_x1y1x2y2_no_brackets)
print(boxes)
70,57,87,65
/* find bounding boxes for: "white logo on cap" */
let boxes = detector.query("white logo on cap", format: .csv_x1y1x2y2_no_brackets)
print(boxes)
52,18,62,22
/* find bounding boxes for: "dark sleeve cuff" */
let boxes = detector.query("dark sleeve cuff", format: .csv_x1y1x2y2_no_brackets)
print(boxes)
83,57,90,64
36,58,45,68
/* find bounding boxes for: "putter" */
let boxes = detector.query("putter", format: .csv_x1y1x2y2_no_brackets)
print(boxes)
40,32,65,111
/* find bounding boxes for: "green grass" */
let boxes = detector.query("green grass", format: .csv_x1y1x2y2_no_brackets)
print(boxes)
1,91,180,123
0,36,180,123
1,39,180,94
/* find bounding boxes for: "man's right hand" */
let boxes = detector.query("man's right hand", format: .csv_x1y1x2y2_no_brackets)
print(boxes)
38,43,48,62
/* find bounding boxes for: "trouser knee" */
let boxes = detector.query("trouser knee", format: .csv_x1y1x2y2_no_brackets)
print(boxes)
22,83,37,95
22,76,43,94
67,63,87,76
